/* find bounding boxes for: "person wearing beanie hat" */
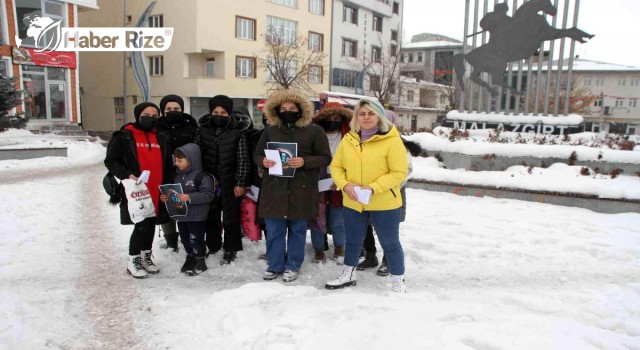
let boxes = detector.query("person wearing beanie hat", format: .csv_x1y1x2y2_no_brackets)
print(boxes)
197,95,250,264
159,94,184,115
156,94,198,252
325,97,409,293
308,102,353,264
208,95,234,115
105,102,173,279
254,90,331,282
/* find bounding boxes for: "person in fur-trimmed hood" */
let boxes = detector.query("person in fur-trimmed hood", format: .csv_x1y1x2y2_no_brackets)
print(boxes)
308,102,352,264
254,90,331,283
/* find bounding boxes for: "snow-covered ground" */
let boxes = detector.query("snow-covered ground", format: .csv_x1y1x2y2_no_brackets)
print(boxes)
1,131,639,349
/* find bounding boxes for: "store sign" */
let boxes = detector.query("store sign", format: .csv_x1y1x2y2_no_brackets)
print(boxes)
443,120,582,135
12,47,76,69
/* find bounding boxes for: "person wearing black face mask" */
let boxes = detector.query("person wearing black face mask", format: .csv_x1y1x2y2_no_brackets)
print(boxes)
253,90,332,283
197,95,250,265
308,102,353,265
157,94,198,252
105,102,173,279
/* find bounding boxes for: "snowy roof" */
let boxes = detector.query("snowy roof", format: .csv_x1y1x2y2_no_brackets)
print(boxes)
532,58,640,72
446,111,584,126
403,40,463,50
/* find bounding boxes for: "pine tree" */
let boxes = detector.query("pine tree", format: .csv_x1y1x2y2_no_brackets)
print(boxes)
0,75,24,132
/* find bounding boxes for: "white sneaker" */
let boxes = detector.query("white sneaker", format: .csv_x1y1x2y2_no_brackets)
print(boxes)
391,275,406,293
283,270,299,282
263,270,278,280
140,250,160,274
325,265,357,290
127,255,148,279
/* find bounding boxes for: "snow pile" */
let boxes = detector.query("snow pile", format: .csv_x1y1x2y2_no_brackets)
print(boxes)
0,129,105,175
411,157,640,199
404,130,640,164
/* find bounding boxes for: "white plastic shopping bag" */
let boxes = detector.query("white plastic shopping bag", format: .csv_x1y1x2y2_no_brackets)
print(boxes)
122,178,156,223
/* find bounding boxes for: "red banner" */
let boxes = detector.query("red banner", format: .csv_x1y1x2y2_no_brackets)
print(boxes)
12,47,77,69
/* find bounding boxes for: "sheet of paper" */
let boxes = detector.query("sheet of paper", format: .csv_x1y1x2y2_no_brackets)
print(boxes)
264,149,283,176
246,185,260,201
136,170,150,185
354,186,372,205
318,178,334,192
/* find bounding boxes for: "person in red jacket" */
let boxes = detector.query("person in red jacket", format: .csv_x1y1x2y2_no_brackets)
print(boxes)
104,102,173,279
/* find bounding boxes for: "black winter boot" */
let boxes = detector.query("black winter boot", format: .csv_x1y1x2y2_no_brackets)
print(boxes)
164,232,179,252
194,256,208,274
376,255,389,276
356,251,379,270
181,255,196,273
220,250,237,265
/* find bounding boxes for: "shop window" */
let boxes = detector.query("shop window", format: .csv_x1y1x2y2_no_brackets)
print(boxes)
15,0,65,48
22,65,67,120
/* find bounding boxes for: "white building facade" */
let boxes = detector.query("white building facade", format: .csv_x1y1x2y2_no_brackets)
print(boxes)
329,0,403,95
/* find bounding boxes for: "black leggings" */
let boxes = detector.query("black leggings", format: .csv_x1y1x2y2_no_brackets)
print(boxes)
129,217,156,255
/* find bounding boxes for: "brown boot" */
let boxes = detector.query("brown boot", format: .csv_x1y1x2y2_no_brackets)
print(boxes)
334,246,345,265
314,249,326,263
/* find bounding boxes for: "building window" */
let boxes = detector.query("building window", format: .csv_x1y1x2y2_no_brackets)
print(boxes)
583,76,592,86
631,78,640,86
390,44,397,56
391,30,398,42
400,53,405,62
417,52,423,62
595,77,605,86
629,125,637,135
342,39,357,58
148,14,163,28
308,32,323,51
205,58,215,77
114,97,125,115
372,15,383,32
15,0,65,48
267,16,298,45
594,99,602,107
615,99,624,107
0,59,8,76
332,68,358,88
149,56,164,76
309,0,324,15
371,46,382,63
236,16,256,40
22,66,67,120
266,57,297,81
308,65,323,84
408,52,414,63
236,56,256,78
270,0,297,8
630,99,638,108
618,77,627,86
407,90,414,102
393,2,400,14
343,5,358,25
369,75,380,90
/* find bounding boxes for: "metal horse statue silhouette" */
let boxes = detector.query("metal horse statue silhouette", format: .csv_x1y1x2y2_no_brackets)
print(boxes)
454,0,594,96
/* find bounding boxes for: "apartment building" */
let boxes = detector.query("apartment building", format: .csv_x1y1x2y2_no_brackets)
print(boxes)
1,0,97,130
80,0,331,132
393,78,449,132
571,59,640,135
329,0,403,95
400,33,463,85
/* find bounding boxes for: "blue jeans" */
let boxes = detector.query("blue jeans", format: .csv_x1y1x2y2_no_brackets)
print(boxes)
311,206,346,250
264,218,307,272
343,207,404,275
177,221,207,257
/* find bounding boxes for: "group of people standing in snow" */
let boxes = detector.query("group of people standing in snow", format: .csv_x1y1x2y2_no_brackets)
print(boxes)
105,89,417,293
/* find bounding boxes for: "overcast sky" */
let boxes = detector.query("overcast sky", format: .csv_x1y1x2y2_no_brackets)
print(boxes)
402,0,640,67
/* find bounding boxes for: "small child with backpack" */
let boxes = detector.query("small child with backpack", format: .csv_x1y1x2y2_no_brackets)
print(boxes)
160,143,215,275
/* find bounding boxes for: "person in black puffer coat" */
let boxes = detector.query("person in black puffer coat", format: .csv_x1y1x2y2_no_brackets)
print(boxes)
156,94,199,251
197,95,250,265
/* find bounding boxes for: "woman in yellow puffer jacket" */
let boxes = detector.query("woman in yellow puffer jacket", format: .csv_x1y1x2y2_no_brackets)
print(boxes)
325,97,409,293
